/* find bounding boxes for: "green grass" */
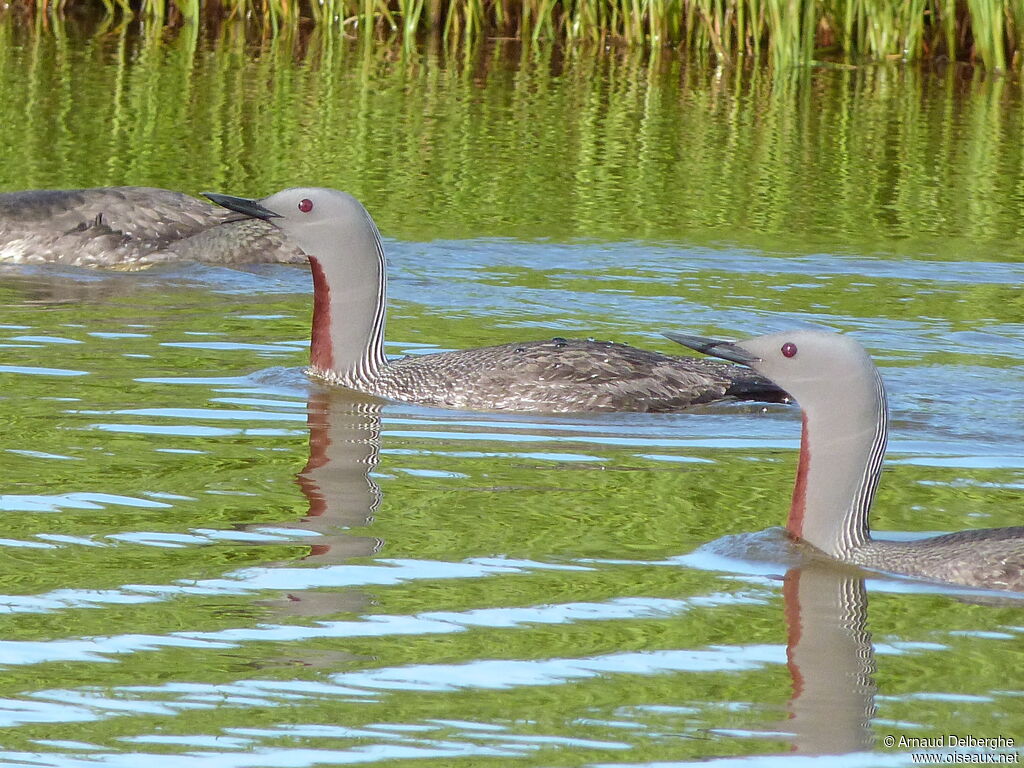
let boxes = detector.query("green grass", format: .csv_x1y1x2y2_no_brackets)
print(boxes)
3,0,1023,68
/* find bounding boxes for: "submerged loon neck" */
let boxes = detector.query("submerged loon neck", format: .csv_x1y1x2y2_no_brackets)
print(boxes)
788,367,888,558
307,216,389,383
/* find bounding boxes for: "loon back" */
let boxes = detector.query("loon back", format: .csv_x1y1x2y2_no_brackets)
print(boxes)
309,337,790,412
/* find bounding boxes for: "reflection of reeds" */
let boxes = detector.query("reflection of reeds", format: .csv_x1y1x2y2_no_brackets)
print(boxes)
3,0,1023,67
2,20,1021,265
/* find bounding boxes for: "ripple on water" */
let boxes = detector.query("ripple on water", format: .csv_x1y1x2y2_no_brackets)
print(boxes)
1,222,1023,766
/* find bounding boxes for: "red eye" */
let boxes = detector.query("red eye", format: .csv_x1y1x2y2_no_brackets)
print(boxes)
781,342,798,358
298,199,313,213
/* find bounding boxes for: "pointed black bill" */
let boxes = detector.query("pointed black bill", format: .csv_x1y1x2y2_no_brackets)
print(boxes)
203,192,280,221
663,332,761,367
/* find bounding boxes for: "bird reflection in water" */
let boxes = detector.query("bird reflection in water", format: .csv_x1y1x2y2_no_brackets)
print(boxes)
780,560,876,755
255,388,386,621
773,555,1022,755
295,388,384,562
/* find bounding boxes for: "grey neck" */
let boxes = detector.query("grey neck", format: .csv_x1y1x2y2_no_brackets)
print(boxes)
789,367,888,558
307,210,389,384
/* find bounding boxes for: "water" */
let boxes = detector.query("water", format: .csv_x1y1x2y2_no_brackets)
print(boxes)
0,17,1023,766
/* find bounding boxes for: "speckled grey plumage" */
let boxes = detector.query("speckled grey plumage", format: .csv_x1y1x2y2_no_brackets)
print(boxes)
0,186,304,269
311,337,789,413
852,529,1024,592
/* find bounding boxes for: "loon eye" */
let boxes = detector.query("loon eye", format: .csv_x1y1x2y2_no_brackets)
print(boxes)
298,199,314,213
781,342,798,358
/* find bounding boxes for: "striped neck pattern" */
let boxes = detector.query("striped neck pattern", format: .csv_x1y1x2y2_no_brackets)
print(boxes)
789,365,888,558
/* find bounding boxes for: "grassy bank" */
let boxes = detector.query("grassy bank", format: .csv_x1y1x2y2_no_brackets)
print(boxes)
4,0,1024,69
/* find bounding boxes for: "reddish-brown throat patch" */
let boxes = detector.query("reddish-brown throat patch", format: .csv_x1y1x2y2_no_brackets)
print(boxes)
309,256,334,372
788,413,810,537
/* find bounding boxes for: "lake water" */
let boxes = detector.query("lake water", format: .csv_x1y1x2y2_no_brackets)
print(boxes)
0,17,1023,767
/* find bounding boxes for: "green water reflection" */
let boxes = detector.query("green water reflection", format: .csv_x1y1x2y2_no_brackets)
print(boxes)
0,15,1022,767
0,266,1021,763
1,19,1023,255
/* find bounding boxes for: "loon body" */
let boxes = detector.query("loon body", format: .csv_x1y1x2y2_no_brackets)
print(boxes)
205,187,788,413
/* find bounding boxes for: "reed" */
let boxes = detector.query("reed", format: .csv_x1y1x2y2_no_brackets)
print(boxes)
3,0,1023,67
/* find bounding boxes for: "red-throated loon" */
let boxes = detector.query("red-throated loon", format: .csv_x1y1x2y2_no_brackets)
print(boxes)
205,186,788,413
668,329,1024,592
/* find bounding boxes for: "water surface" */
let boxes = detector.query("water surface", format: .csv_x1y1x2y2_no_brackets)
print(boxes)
0,18,1022,767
